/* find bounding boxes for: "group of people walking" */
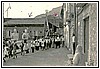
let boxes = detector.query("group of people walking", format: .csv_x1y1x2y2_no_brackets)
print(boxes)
3,40,18,62
3,28,85,66
3,28,65,62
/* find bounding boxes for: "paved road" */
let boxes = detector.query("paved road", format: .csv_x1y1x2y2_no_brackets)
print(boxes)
3,47,70,66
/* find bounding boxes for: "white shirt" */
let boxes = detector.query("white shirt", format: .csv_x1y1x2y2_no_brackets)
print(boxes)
41,40,44,47
4,46,9,55
72,36,75,42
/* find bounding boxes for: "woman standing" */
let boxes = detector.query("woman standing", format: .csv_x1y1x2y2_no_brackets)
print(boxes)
73,45,85,66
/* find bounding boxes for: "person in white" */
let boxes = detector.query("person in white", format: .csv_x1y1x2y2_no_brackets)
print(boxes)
41,39,45,51
22,29,29,43
35,39,39,51
39,38,42,50
31,41,35,53
72,34,75,55
45,38,49,49
55,36,60,49
3,45,9,62
73,45,85,66
11,29,19,41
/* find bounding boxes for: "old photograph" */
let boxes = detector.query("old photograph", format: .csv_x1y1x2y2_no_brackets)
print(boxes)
1,1,98,67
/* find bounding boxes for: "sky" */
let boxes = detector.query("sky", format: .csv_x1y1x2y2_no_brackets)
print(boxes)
3,2,63,18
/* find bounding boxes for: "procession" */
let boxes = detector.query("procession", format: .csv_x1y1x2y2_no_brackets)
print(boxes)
2,2,98,67
3,28,65,62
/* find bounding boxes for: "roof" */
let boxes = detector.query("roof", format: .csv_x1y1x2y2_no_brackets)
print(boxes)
4,18,45,25
4,15,63,27
47,15,63,27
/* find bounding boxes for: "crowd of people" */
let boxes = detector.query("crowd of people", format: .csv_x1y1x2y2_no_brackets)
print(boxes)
3,28,85,66
3,29,65,62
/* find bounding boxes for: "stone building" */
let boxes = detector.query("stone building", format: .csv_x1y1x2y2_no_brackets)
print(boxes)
77,3,97,66
66,3,97,66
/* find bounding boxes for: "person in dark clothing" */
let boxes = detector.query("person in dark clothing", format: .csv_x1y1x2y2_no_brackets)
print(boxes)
31,41,35,53
44,40,46,50
55,37,58,49
49,38,52,48
55,37,60,49
9,43,13,58
41,39,45,51
47,39,50,49
73,34,75,55
35,40,39,51
20,42,24,55
12,41,17,59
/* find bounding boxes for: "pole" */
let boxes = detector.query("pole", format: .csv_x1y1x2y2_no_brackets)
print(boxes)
45,10,49,38
63,3,67,47
3,3,4,22
74,3,78,50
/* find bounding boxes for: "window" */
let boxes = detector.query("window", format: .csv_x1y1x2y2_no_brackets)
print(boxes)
40,31,42,33
9,31,10,36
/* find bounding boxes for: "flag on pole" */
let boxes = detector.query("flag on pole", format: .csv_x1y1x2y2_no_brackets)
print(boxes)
45,10,49,38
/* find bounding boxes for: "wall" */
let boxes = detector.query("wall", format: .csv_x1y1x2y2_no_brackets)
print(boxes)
89,3,97,66
3,27,44,40
78,3,97,66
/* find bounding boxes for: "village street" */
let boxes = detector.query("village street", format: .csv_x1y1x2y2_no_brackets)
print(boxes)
3,47,71,66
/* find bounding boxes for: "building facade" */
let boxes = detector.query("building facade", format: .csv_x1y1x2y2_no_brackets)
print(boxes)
3,14,63,40
3,18,45,40
77,3,97,66
66,3,97,66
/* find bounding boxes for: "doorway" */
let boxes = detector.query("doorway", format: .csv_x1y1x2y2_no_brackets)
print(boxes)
84,17,89,62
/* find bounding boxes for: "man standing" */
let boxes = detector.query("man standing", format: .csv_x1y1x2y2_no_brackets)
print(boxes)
72,34,75,55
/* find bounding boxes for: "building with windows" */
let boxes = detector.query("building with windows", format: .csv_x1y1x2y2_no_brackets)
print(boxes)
3,15,63,40
3,6,63,40
3,18,45,40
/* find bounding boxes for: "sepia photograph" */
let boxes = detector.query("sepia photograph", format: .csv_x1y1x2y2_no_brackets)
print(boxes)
1,1,99,68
